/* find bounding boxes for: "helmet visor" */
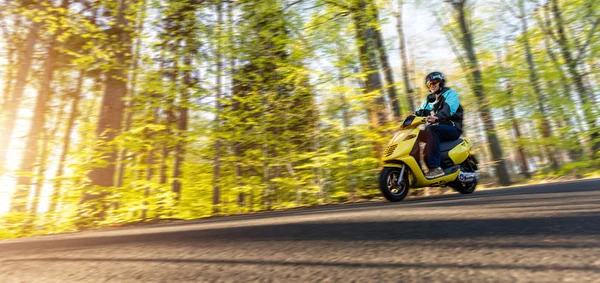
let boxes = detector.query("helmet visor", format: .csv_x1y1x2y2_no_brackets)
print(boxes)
427,79,441,88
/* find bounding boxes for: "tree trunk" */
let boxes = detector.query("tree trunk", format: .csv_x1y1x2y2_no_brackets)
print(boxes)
372,5,400,120
158,143,169,213
142,97,159,221
81,0,134,222
352,0,387,156
50,71,84,213
375,27,401,120
312,119,325,203
546,80,583,161
33,101,66,216
395,0,416,113
506,84,530,179
261,141,270,210
116,0,146,189
227,1,244,208
159,57,179,217
0,6,42,170
18,0,72,214
52,4,100,214
541,33,583,160
31,129,49,217
159,141,169,186
1,39,17,111
434,10,474,89
549,0,599,158
170,0,196,206
409,47,420,111
172,54,191,205
141,149,154,221
518,0,558,170
11,0,69,212
340,76,356,198
212,0,224,214
452,0,511,186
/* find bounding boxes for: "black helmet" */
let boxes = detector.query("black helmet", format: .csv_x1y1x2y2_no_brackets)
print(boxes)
425,72,445,89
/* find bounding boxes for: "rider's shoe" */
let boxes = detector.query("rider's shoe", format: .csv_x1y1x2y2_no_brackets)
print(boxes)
425,167,444,179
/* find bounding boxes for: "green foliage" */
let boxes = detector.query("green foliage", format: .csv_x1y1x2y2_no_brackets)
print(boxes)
0,0,598,240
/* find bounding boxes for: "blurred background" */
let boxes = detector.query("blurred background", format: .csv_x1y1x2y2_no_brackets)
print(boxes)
0,0,598,238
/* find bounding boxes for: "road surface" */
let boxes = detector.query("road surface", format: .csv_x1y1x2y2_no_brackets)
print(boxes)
1,179,599,282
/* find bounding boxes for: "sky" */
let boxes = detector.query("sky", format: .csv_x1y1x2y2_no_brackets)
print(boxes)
378,1,459,93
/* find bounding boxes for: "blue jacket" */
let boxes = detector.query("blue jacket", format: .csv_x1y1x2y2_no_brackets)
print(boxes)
415,87,463,132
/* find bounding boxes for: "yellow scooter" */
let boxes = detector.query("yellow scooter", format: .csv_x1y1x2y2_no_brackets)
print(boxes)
379,115,479,201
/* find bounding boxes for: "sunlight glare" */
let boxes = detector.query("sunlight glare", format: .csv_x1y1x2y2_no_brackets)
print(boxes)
0,87,37,215
0,154,19,215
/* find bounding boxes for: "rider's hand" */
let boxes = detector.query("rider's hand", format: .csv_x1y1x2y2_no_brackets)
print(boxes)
426,114,438,124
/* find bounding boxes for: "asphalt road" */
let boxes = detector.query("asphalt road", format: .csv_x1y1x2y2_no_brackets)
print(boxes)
1,179,600,282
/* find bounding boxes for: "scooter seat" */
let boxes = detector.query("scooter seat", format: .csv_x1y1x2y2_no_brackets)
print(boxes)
440,138,463,152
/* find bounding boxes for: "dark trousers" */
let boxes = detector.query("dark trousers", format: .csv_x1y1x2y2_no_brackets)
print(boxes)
420,124,461,168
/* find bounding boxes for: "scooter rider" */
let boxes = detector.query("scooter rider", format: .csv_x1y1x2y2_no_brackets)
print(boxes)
414,72,464,179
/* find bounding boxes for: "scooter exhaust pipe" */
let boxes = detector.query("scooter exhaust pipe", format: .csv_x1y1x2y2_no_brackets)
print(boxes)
458,172,479,183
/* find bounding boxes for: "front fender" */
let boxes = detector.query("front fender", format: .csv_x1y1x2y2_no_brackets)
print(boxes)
384,155,460,188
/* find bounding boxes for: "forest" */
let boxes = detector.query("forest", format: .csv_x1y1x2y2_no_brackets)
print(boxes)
0,0,598,239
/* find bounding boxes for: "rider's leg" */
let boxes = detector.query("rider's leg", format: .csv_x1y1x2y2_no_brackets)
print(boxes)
423,124,460,176
423,126,441,169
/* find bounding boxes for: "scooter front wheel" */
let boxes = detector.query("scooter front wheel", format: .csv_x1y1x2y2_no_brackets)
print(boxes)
379,166,410,202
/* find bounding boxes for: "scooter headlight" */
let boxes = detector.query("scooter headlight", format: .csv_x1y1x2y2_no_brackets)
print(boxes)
418,124,426,131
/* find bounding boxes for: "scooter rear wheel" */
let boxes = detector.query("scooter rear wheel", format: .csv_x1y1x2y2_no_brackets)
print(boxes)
449,181,477,194
449,160,478,194
379,167,410,202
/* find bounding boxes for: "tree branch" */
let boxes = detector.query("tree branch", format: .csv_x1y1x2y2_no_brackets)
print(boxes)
533,3,558,44
542,31,561,69
433,10,475,89
303,11,350,31
322,0,350,11
542,2,559,42
284,0,305,11
574,17,600,64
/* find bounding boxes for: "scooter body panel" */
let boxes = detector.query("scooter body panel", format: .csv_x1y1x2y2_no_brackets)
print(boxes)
448,139,470,165
383,128,420,161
